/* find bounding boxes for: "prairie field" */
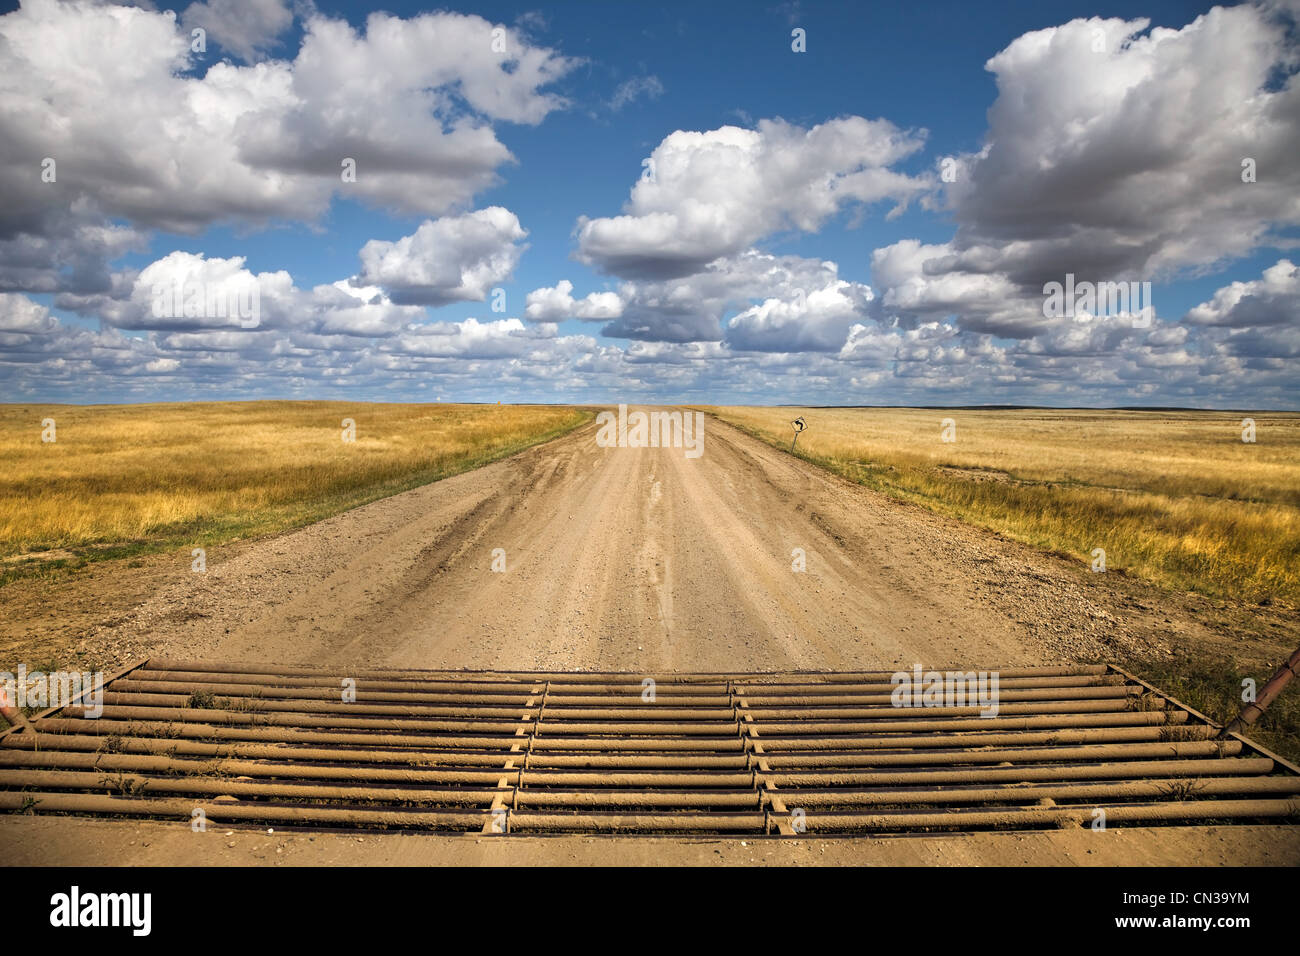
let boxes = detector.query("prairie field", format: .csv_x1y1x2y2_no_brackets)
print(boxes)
0,401,590,580
707,406,1300,607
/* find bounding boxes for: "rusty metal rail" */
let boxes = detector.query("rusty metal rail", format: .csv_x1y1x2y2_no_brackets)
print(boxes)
0,659,1296,835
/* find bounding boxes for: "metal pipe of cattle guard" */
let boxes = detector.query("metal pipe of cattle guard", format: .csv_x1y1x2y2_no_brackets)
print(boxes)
0,683,30,734
6,659,1297,837
1221,644,1300,738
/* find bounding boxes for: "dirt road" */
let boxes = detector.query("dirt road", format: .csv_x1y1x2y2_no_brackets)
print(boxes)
5,816,1297,867
81,408,1252,673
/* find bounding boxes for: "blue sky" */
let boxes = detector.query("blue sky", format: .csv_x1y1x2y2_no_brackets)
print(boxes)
0,0,1297,406
141,0,1233,315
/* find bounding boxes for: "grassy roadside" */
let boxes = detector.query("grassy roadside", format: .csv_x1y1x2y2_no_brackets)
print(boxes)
705,406,1300,607
0,401,593,587
1118,650,1300,767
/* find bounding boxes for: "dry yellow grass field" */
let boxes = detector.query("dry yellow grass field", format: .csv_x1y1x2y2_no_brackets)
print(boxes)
0,401,590,578
707,406,1300,607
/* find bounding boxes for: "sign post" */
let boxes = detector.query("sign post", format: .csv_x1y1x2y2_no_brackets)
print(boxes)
790,416,807,452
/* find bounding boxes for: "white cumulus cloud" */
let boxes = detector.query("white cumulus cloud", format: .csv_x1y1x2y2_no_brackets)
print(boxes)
356,208,528,307
524,280,624,321
576,117,927,279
